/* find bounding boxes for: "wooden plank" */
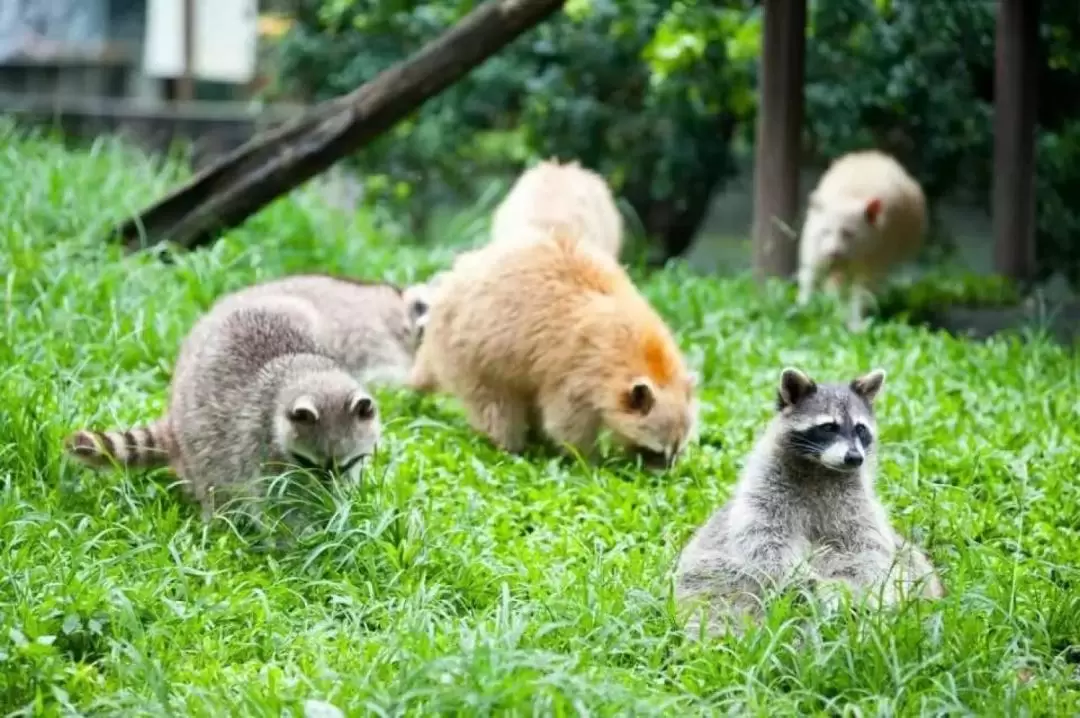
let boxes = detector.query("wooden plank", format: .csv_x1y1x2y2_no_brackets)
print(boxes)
992,0,1040,282
752,0,806,281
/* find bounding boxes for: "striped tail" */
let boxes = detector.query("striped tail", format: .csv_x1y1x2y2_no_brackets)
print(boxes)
65,418,175,470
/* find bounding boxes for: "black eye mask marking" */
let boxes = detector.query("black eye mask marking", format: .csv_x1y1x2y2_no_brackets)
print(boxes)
338,455,366,473
289,452,369,475
289,452,325,472
793,421,843,447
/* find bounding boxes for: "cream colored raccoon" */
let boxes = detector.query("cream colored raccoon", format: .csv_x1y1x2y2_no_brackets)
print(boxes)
409,231,696,468
796,150,927,331
490,159,624,259
66,298,381,519
414,160,624,337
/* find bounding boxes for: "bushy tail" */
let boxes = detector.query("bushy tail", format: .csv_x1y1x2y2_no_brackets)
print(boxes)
65,418,175,470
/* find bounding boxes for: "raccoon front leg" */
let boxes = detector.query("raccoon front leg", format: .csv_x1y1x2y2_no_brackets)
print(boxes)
846,282,874,332
406,345,440,393
816,544,901,607
537,385,600,460
459,385,530,454
796,261,823,307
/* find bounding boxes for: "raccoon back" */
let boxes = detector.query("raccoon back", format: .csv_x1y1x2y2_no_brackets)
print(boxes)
421,233,682,393
207,275,419,384
490,159,624,259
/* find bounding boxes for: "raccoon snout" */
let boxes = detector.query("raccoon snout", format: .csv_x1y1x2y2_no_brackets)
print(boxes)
842,448,863,467
635,446,674,471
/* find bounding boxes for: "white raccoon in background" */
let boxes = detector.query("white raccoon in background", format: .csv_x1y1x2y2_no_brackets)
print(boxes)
796,150,927,331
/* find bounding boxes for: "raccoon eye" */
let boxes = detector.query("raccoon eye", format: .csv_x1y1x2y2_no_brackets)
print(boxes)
352,396,376,421
854,424,873,446
818,421,841,433
288,406,318,424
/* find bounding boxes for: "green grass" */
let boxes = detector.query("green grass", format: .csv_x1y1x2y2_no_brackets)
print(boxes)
2,125,1079,717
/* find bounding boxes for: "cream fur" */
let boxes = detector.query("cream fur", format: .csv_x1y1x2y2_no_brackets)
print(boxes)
489,159,624,259
796,149,927,331
409,232,696,466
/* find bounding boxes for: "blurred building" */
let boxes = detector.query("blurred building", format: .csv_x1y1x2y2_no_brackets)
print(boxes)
0,0,302,163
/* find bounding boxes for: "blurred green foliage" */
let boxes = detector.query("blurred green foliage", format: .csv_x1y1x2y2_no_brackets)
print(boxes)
875,270,1023,326
272,0,757,261
271,0,1080,284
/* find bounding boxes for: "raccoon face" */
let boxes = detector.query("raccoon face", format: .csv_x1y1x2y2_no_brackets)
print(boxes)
274,374,381,477
605,373,698,470
803,194,883,263
775,367,885,472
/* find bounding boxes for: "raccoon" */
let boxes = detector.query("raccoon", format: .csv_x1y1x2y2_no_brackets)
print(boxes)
204,274,430,387
675,367,943,636
409,231,696,468
66,298,381,520
796,150,927,331
490,159,624,259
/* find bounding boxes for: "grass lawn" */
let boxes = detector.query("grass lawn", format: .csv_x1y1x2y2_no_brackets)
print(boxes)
2,126,1079,716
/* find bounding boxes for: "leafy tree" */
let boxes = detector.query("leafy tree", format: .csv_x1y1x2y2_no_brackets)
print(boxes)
270,0,757,261
271,0,1080,284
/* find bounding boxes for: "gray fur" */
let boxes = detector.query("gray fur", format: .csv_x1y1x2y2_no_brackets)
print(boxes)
209,274,430,386
166,301,380,518
675,367,944,637
66,274,425,518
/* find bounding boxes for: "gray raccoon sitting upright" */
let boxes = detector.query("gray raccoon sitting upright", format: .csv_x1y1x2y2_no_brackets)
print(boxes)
65,288,384,520
675,367,944,636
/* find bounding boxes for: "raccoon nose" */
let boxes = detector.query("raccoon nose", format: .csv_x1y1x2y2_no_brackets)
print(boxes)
843,449,863,467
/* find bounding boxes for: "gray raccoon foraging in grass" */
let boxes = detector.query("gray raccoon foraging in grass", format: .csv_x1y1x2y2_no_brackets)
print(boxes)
65,286,384,520
675,367,944,636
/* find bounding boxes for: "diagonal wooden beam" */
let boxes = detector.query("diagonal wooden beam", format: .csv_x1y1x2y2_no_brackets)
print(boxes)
114,0,566,254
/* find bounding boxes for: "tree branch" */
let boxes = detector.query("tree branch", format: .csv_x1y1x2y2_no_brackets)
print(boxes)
114,0,566,253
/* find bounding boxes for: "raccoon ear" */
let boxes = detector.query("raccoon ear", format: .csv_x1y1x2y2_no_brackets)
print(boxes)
778,367,817,409
350,393,377,420
403,285,431,321
864,197,883,225
626,378,656,415
851,368,886,403
288,397,319,424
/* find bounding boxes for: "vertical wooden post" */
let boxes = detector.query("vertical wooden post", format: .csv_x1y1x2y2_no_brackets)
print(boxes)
752,0,806,281
993,0,1040,282
177,0,196,101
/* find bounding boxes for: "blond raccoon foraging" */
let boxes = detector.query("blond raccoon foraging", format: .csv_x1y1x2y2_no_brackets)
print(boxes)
490,159,624,259
409,232,697,468
796,150,927,331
